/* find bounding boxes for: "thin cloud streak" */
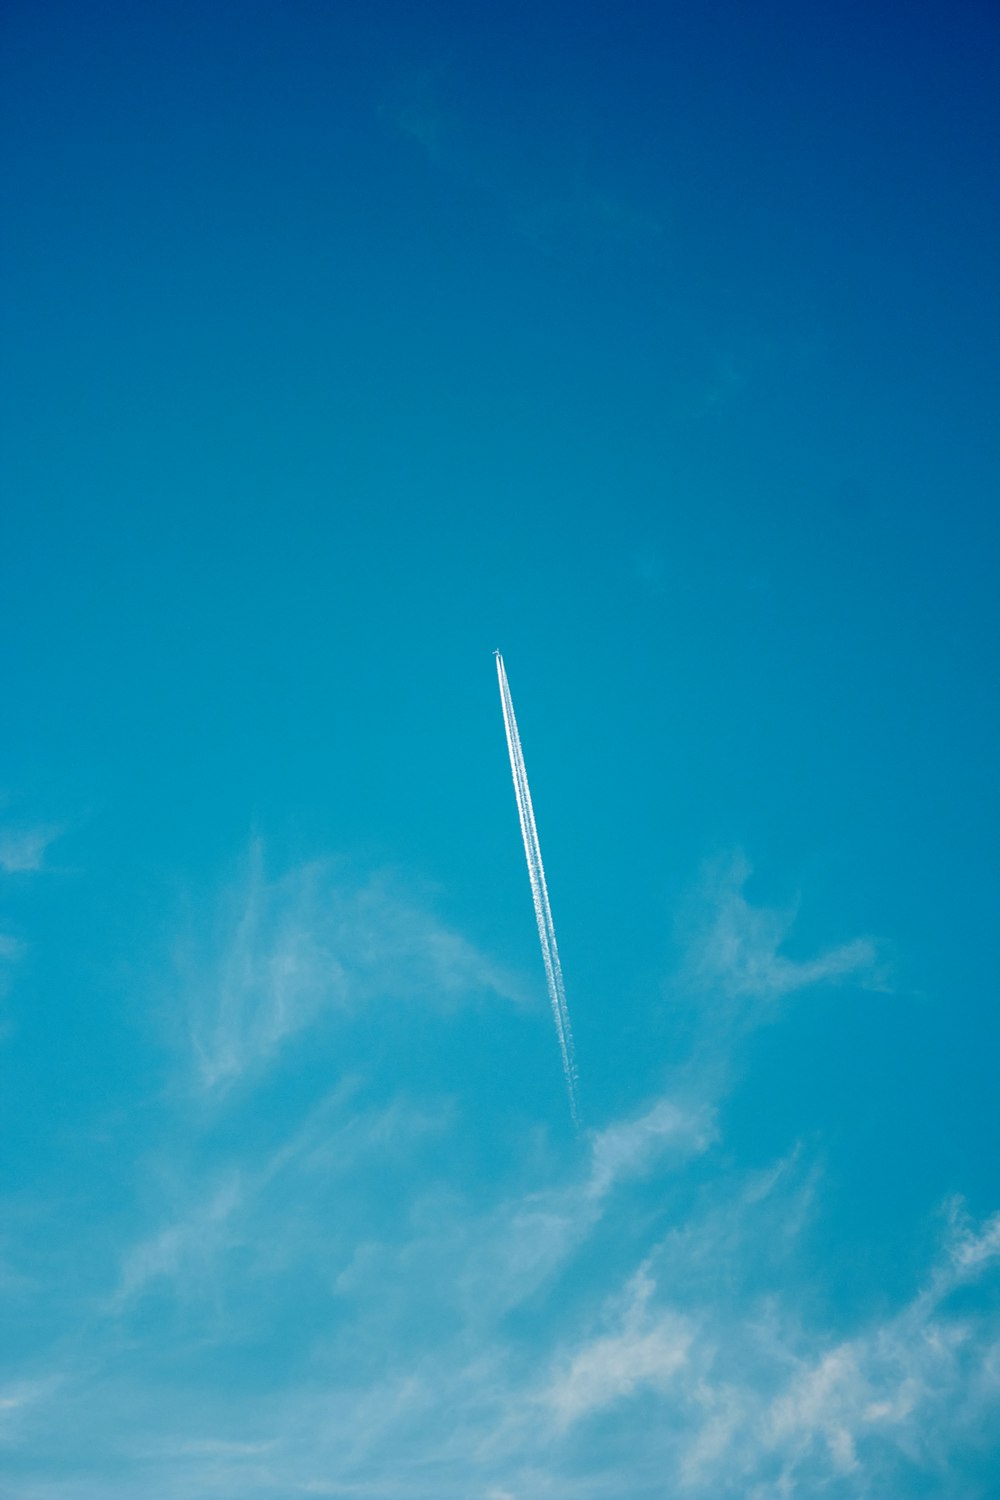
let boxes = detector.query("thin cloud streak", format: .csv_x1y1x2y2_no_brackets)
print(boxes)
183,843,521,1092
108,1091,454,1313
544,1268,693,1428
2,850,994,1500
0,824,62,874
528,1189,1000,1497
682,852,881,1018
5,1125,999,1499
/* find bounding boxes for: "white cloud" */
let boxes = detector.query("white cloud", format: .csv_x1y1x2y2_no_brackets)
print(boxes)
0,931,25,1003
0,1375,63,1445
7,1136,1000,1499
183,844,522,1091
0,820,64,1008
0,824,62,873
106,1087,454,1323
545,1268,692,1427
586,1098,717,1201
943,1200,1000,1280
682,852,880,1016
354,1094,715,1330
530,1179,1000,1496
110,1177,244,1310
2,849,993,1500
173,1438,278,1458
766,1344,865,1474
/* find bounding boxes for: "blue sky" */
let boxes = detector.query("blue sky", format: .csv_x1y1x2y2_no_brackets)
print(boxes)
2,1,999,1493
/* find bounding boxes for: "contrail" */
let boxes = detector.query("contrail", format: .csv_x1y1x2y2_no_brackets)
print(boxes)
495,651,579,1124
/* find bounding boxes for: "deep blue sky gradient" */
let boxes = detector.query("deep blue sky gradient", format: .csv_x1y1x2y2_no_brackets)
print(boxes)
2,2,999,1494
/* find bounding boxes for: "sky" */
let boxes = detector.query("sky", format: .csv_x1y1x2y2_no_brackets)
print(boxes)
1,0,999,1494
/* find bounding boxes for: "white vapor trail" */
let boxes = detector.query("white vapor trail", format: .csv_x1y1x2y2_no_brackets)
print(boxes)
495,651,580,1125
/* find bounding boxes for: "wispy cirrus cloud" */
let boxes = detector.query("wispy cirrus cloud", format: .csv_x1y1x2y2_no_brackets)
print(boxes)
544,1267,693,1427
331,1089,714,1345
0,1374,64,1447
109,1088,454,1314
110,1177,245,1312
0,934,24,959
182,843,522,1092
0,819,63,1001
528,1173,1000,1498
0,823,63,874
6,1113,999,1500
87,1154,991,1500
586,1097,717,1201
0,927,25,1010
2,849,995,1500
680,851,881,1022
